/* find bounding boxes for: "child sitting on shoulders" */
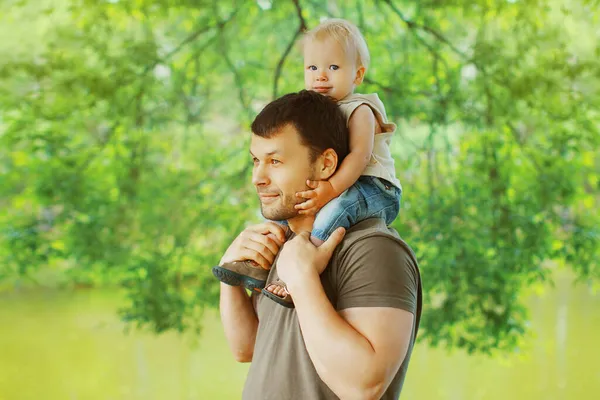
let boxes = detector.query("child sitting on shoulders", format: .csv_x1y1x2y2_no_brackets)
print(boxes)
213,18,402,308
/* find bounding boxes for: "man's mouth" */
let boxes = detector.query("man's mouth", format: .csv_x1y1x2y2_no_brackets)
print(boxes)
258,193,279,204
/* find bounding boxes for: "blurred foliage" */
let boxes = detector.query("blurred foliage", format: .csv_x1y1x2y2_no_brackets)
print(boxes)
0,0,598,353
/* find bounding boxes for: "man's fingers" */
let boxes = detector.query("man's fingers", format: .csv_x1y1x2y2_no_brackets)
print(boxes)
243,241,275,265
320,227,346,255
266,232,284,248
296,190,317,199
239,248,271,270
285,230,311,244
248,222,286,244
298,231,312,239
220,223,285,267
226,244,271,269
243,231,280,261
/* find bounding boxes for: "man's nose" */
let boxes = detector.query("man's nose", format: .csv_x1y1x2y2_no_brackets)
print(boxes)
251,164,270,186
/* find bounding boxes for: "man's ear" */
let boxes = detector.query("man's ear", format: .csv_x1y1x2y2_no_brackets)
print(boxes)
354,66,366,85
317,148,338,180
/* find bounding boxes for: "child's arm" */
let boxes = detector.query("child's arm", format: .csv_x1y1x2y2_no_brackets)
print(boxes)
295,105,376,215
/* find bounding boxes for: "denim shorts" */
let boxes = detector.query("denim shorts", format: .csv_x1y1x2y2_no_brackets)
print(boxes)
311,176,402,242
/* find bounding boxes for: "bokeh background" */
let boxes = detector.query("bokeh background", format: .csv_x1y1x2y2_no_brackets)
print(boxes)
1,0,599,399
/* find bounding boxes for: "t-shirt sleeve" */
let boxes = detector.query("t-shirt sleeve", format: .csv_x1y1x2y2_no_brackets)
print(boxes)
333,236,419,314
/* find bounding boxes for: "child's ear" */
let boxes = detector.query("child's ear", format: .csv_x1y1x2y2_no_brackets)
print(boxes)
318,148,338,180
354,66,366,85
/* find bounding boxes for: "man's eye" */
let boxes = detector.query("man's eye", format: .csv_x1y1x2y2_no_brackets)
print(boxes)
329,65,339,70
308,65,317,71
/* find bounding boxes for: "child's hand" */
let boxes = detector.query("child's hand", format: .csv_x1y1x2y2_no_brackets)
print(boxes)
294,180,337,216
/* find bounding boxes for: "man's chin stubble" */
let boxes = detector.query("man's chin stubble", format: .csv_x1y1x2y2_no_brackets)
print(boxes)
260,206,298,221
259,195,303,221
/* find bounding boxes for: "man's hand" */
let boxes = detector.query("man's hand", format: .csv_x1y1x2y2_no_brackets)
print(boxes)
219,222,287,270
295,180,338,216
277,227,346,292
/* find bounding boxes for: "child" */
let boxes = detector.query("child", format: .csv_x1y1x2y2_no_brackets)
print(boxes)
213,19,402,307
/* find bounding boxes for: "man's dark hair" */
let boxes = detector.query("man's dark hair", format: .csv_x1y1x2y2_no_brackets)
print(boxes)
251,90,349,163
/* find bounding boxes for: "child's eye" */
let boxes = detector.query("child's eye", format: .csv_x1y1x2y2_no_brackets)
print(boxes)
271,159,281,165
308,65,317,71
329,65,339,70
252,157,259,164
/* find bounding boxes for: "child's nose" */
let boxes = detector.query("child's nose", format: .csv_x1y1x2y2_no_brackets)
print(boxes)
316,72,328,81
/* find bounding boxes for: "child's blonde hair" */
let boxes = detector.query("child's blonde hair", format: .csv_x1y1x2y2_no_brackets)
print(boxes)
303,18,371,70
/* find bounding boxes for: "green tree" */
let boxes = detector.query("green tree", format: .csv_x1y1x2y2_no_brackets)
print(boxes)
0,0,598,353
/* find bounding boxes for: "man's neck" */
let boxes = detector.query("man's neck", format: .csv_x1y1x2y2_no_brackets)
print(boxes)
286,214,315,235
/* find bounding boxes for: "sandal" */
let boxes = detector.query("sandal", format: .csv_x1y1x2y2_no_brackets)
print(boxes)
212,260,269,291
261,279,294,308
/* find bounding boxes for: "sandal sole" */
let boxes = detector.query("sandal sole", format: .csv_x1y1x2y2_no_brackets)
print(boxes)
212,266,266,291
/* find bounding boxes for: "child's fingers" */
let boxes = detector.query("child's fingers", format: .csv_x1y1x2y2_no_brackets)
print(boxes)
298,208,317,216
296,190,317,199
294,198,309,207
306,180,319,189
295,199,315,210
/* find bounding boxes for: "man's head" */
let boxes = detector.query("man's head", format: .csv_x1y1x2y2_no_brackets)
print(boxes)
250,90,349,221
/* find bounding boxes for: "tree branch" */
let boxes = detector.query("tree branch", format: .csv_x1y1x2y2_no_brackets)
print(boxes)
363,77,433,98
272,0,307,99
78,10,239,172
141,9,240,78
383,0,547,176
382,0,469,61
219,32,253,118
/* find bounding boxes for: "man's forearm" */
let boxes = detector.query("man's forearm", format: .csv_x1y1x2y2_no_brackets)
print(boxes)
219,283,258,362
288,276,387,399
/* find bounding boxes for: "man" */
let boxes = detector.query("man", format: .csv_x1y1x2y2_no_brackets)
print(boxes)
218,90,422,399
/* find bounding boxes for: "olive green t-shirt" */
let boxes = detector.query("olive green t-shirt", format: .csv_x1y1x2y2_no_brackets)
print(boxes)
242,219,422,400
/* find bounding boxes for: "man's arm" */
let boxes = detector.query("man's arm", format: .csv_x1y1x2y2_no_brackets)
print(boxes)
218,222,286,362
219,285,259,362
292,279,413,399
277,230,418,399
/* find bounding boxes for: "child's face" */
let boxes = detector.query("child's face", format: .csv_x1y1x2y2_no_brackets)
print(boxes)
304,38,364,101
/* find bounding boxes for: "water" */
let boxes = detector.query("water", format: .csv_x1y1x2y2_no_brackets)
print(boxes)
0,270,598,400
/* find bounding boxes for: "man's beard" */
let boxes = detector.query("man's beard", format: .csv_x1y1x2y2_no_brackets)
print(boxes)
259,171,317,221
259,191,302,221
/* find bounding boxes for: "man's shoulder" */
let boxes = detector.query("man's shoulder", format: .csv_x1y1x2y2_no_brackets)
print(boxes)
330,219,418,276
327,219,422,317
345,217,396,235
341,219,410,251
